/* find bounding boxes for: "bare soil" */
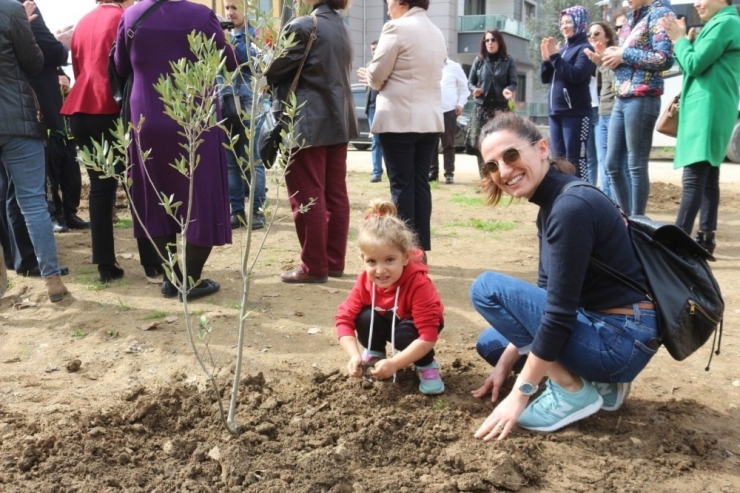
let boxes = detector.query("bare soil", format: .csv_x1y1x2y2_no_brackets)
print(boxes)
1,154,739,492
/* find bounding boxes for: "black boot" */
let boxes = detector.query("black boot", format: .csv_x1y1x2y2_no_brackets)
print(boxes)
695,231,716,255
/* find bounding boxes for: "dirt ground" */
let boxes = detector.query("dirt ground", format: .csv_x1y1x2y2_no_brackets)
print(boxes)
0,152,739,492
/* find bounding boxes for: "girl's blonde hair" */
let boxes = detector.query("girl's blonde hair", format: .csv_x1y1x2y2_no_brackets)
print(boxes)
358,200,418,255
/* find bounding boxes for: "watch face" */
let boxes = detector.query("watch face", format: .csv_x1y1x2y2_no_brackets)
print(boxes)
519,382,537,395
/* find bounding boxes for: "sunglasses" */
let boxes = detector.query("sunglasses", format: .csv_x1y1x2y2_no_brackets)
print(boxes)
588,31,603,38
484,38,498,43
483,141,539,174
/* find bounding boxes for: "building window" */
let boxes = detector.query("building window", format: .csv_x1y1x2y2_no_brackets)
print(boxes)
465,0,485,16
516,74,526,102
525,1,536,19
514,0,522,21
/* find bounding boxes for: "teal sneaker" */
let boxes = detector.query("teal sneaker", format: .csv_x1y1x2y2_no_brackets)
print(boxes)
517,378,603,432
594,382,631,411
361,349,385,367
416,360,445,395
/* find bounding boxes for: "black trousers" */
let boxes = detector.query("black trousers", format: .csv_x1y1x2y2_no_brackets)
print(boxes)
378,132,438,251
430,110,457,178
354,306,442,367
0,172,38,272
46,133,81,219
675,161,720,235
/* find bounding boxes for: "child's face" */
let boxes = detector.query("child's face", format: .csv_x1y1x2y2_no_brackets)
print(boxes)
361,243,410,289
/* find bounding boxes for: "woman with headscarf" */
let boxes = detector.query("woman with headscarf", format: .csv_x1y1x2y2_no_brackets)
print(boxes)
540,6,596,179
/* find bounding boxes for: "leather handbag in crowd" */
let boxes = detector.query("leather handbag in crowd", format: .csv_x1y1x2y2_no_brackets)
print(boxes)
656,93,680,138
258,14,318,169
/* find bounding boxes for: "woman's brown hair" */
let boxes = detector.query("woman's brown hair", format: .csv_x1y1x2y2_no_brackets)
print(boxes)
478,29,508,59
589,21,617,48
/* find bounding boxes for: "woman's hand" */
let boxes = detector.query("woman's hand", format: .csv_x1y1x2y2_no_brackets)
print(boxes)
370,359,397,380
541,37,558,61
357,66,368,86
601,46,624,69
584,40,605,65
347,354,363,378
474,391,530,441
473,87,483,98
471,366,509,403
664,16,687,43
502,88,514,100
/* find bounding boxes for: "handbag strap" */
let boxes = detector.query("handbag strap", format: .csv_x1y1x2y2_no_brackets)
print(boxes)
559,181,654,302
124,0,168,53
285,14,318,100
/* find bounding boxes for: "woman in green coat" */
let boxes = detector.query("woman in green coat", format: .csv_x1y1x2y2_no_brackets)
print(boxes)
665,0,740,254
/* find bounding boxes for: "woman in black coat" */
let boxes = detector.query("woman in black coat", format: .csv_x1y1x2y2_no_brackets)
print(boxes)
467,29,517,177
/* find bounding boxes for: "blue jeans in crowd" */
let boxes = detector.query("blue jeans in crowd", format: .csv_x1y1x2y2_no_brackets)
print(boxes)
595,113,630,200
470,271,659,383
0,136,62,278
226,95,266,215
586,106,599,185
606,96,660,216
368,105,383,179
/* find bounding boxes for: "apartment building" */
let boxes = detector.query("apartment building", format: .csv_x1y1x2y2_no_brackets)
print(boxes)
195,0,546,119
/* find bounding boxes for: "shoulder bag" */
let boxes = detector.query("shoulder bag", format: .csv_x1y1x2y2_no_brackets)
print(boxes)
258,14,318,169
656,93,680,138
108,0,167,127
561,181,724,368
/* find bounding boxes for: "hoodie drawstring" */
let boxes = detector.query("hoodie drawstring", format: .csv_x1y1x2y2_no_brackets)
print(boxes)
367,286,401,383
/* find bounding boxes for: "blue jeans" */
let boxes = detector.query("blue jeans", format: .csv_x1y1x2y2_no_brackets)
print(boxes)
470,272,659,383
606,96,660,216
586,106,599,185
368,105,383,178
596,114,630,201
226,95,266,215
0,136,61,277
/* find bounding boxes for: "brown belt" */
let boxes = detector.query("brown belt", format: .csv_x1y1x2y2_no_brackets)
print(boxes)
600,302,655,316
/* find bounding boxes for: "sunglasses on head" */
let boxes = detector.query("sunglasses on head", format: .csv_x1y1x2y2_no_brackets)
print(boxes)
483,141,539,174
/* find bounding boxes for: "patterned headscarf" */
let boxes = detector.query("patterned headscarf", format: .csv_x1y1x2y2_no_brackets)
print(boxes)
560,6,589,39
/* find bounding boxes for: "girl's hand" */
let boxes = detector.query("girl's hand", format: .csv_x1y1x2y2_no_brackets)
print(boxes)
473,87,483,98
370,359,397,380
471,365,509,402
347,354,363,378
474,392,530,441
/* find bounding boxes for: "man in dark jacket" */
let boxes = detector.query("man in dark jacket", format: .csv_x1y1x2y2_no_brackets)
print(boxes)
0,0,68,301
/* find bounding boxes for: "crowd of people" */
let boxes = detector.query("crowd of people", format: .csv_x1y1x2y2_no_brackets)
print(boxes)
1,0,739,439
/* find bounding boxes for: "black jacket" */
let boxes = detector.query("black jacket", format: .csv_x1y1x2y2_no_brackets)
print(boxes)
0,0,44,139
468,54,517,106
265,3,358,147
23,3,68,133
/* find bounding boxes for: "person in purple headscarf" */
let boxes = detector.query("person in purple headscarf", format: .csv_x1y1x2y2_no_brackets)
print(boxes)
540,6,596,179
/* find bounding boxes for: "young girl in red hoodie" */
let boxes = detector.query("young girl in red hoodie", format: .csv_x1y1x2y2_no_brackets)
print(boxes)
335,200,445,394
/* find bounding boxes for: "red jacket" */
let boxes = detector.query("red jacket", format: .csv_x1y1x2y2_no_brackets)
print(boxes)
335,255,444,342
60,4,122,116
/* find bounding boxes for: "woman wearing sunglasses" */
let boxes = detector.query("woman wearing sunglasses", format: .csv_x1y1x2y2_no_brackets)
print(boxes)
469,112,659,440
466,29,517,178
540,6,596,180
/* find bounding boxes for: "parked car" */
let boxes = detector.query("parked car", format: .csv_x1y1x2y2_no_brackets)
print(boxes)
349,84,471,152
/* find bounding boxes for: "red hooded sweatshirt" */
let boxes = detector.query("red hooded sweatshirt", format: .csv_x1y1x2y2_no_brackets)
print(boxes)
335,252,444,342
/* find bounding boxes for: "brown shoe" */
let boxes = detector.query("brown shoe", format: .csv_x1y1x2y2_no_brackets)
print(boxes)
280,267,327,284
46,275,69,302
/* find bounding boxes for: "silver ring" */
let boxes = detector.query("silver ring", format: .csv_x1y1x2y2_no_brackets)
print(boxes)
497,423,505,429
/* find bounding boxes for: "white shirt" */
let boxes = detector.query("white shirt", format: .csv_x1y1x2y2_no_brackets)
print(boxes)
440,59,470,113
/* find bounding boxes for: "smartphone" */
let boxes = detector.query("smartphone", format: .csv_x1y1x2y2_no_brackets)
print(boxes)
220,21,235,30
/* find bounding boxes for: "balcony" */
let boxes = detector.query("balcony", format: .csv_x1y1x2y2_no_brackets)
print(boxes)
458,15,531,39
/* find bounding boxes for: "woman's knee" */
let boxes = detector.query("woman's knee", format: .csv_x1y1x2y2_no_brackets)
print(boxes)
470,271,507,307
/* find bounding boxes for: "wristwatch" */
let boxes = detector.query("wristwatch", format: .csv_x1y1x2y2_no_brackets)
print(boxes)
517,379,539,396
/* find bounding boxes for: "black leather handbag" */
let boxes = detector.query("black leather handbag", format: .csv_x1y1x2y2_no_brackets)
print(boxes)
258,14,317,169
